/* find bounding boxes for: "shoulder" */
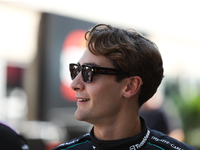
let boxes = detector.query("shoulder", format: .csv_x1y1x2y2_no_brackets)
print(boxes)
0,121,29,150
147,129,197,150
53,133,92,150
0,120,19,134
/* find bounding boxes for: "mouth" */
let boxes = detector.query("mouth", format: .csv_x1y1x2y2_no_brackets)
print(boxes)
77,99,90,102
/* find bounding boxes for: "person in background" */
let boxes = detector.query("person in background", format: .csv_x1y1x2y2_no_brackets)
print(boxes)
140,91,185,142
53,24,196,150
0,120,29,150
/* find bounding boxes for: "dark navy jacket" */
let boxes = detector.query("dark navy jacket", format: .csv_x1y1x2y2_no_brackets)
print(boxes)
53,118,196,150
0,121,29,150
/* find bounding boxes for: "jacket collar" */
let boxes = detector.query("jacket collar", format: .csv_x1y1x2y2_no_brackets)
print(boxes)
90,117,150,150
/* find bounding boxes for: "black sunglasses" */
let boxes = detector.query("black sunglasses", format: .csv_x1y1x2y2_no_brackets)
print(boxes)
69,63,124,82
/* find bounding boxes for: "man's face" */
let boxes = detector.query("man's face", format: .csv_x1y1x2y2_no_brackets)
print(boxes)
70,48,127,125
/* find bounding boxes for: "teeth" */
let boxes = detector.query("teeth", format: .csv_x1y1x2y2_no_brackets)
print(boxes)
78,99,90,102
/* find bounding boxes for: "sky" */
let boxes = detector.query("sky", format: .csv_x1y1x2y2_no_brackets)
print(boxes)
0,0,200,78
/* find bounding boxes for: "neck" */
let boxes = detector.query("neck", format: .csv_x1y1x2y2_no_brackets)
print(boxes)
93,114,141,141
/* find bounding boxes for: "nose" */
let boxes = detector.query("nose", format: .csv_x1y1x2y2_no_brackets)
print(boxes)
70,72,84,91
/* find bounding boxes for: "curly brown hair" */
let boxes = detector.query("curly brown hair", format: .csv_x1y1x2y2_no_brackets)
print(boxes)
85,24,164,107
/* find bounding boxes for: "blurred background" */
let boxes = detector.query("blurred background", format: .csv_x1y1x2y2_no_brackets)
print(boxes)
0,0,200,149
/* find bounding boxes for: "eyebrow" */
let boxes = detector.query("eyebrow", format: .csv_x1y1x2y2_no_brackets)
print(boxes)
78,62,100,67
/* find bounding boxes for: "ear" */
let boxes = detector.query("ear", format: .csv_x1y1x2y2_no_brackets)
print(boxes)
123,76,143,98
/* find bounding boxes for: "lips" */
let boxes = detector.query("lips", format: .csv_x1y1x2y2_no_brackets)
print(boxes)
77,99,90,102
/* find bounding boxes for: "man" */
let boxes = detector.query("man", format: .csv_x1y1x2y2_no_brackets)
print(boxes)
140,92,185,142
0,120,29,150
53,24,196,150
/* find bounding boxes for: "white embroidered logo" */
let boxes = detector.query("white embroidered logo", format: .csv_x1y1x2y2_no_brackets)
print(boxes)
92,145,96,149
151,136,184,150
21,144,29,150
129,130,150,150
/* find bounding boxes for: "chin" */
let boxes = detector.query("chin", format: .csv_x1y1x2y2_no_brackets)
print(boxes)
75,112,94,125
74,110,86,121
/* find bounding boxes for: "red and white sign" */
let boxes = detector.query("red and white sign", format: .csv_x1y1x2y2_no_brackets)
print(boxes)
60,30,86,101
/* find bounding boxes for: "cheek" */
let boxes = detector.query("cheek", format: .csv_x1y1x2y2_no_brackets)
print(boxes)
95,83,123,115
89,80,122,103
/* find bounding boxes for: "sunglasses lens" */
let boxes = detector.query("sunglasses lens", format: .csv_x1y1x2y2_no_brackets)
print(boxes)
82,65,92,82
70,64,80,80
